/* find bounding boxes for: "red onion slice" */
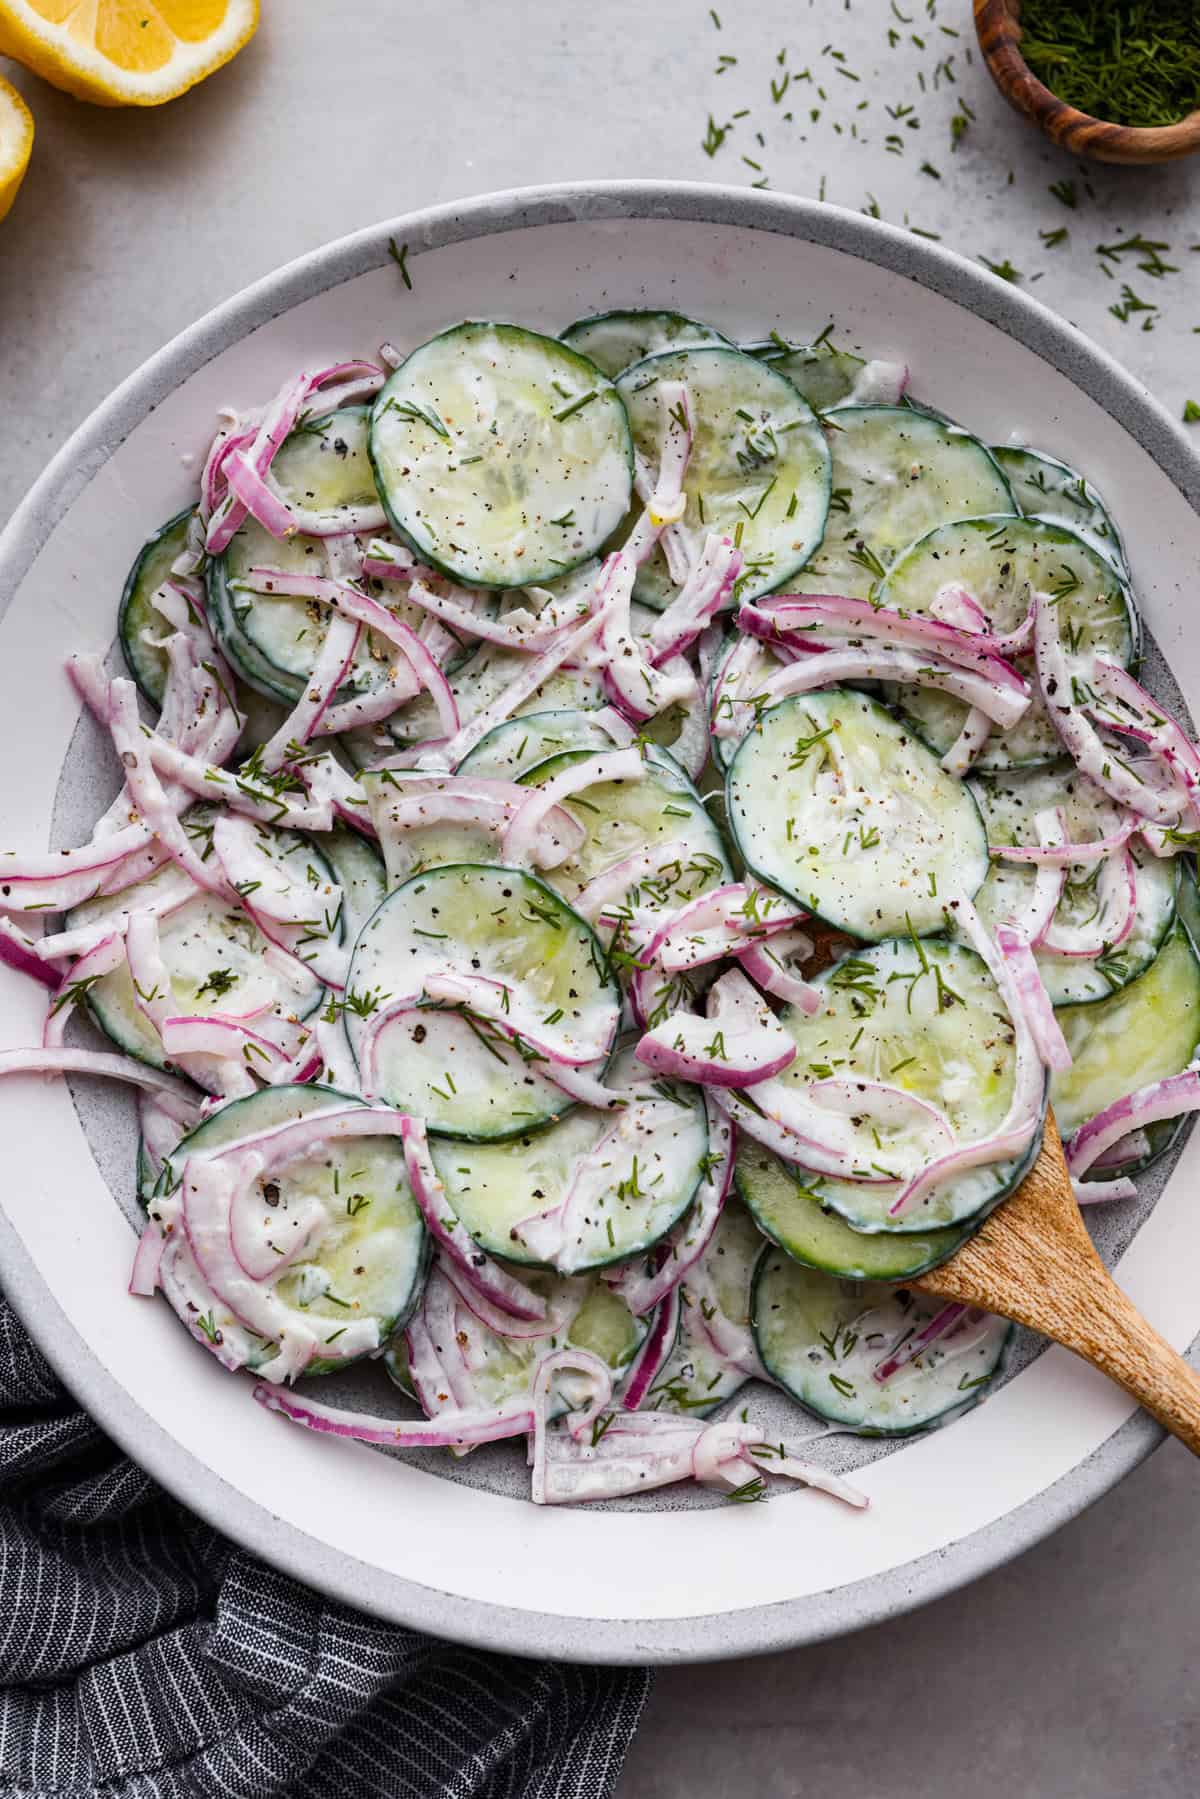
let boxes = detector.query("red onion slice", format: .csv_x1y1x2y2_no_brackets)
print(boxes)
0,918,62,989
619,1287,683,1410
648,534,742,665
421,968,615,1068
754,643,1029,729
608,1097,733,1317
872,1301,972,1383
941,705,993,777
994,926,1072,1072
1038,847,1137,958
1032,594,1186,824
255,1382,535,1448
501,747,644,868
0,1047,199,1121
400,1114,548,1321
742,595,1031,690
734,929,821,1014
1065,1070,1200,1179
635,1007,797,1088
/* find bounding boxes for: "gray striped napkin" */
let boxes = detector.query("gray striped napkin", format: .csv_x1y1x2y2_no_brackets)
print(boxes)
0,1297,649,1797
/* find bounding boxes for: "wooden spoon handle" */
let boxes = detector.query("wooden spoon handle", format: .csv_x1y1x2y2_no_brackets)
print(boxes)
1012,1262,1200,1457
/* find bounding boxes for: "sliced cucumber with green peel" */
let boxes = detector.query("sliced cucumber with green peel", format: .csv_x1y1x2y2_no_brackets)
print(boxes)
208,524,331,704
344,862,619,1140
726,691,988,940
144,1080,352,1200
968,765,1176,1004
1177,859,1200,945
149,1085,427,1369
880,516,1137,771
792,406,1015,600
762,937,1037,1231
615,345,831,607
425,1275,646,1415
1052,921,1200,1144
369,322,634,588
648,1200,765,1416
270,404,380,518
217,516,430,706
119,508,195,705
993,445,1129,581
745,338,865,412
735,1137,972,1279
753,1249,1011,1433
518,743,733,922
561,310,730,378
459,709,620,781
68,817,333,1071
429,1045,707,1271
316,828,387,940
385,636,606,755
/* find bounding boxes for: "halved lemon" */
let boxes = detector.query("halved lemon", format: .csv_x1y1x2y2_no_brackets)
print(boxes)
0,74,33,221
0,0,259,107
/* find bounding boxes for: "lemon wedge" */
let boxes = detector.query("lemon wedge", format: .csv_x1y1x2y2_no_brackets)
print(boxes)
0,0,258,107
0,74,32,222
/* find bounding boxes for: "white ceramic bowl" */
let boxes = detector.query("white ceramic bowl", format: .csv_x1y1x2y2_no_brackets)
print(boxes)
2,182,1198,1663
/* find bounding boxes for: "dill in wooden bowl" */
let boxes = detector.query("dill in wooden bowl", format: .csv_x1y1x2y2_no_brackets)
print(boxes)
1020,0,1199,129
974,0,1200,163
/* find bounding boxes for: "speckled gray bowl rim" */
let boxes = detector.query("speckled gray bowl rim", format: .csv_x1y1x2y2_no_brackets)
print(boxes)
2,180,1198,1666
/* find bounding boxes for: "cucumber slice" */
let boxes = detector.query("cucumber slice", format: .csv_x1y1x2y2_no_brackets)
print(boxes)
144,1080,352,1199
429,1045,707,1272
149,1085,427,1368
968,765,1176,1004
880,516,1137,771
647,1200,765,1416
369,322,634,588
792,406,1015,600
235,683,293,753
431,1276,646,1416
752,1249,1011,1433
216,516,430,706
316,828,387,941
344,862,619,1140
992,445,1129,582
750,937,1038,1232
269,404,380,518
118,508,195,705
615,346,831,607
459,708,620,780
208,525,327,704
385,635,607,754
735,1137,971,1279
1052,921,1200,1141
726,691,988,940
1178,858,1200,946
561,310,730,378
68,818,333,1071
363,733,704,893
745,338,865,412
519,743,731,912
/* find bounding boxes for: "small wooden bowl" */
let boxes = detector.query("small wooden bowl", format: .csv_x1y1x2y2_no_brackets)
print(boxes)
974,0,1200,165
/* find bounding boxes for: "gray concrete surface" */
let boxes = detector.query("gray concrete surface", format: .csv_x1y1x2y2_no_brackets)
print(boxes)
2,2,1198,1791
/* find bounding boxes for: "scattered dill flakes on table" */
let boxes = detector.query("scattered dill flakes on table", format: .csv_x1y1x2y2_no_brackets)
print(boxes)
1018,0,1200,129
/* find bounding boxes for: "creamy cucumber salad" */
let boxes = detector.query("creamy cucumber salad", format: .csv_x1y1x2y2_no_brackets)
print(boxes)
2,308,1196,1509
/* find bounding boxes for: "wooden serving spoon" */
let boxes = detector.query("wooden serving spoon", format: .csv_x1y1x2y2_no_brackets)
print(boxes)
913,1109,1200,1455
